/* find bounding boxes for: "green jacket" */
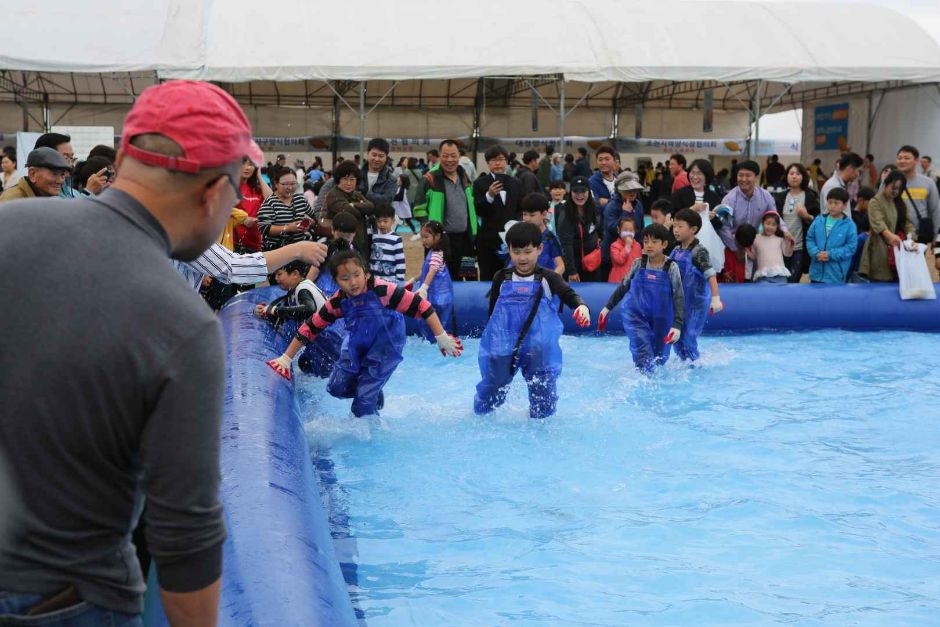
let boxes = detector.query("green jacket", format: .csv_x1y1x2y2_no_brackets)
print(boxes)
415,167,478,236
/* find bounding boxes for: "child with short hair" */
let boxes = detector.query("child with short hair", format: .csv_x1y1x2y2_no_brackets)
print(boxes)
751,210,794,283
405,220,455,342
519,192,565,275
268,250,462,417
649,198,677,254
598,224,685,373
474,222,590,419
548,180,567,231
670,209,723,363
369,203,406,283
721,224,758,283
608,217,642,283
254,261,342,378
807,188,858,283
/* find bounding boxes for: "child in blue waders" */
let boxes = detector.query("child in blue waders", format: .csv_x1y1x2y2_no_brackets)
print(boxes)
669,208,724,362
474,222,591,419
254,261,334,377
598,224,685,373
406,220,455,341
268,250,463,417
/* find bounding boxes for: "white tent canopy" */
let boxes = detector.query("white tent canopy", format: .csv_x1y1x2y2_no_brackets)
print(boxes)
2,0,940,83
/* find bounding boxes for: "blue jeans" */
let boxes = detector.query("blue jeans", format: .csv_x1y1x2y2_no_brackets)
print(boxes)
0,591,141,626
756,275,788,284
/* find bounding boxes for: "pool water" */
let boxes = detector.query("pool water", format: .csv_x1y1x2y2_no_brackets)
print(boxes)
297,331,940,626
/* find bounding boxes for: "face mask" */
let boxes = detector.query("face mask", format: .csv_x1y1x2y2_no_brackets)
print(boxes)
621,231,634,239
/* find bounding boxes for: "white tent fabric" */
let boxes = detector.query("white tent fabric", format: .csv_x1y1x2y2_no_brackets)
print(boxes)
0,1,206,73
2,0,940,83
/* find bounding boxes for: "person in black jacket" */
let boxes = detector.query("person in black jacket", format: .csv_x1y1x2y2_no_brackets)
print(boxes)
516,150,543,197
557,175,603,282
773,162,820,282
473,145,524,280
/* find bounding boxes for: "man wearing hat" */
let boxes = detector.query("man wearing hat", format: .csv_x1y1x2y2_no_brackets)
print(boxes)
0,80,257,625
601,170,647,268
0,147,72,203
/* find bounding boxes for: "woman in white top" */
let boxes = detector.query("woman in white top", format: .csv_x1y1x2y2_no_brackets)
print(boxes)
1,154,19,191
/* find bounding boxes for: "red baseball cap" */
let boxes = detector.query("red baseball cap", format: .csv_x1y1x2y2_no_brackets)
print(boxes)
121,80,259,173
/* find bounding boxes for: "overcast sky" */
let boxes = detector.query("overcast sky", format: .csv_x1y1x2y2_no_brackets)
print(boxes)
735,0,940,139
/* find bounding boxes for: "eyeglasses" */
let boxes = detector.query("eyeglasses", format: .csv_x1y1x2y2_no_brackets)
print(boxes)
208,173,243,201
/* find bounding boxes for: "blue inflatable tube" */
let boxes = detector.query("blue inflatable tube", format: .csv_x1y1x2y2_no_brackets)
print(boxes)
144,288,357,627
449,282,940,336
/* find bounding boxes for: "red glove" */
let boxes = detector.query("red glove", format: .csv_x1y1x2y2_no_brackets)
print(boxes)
664,328,681,344
572,305,591,328
597,307,610,332
267,355,292,380
435,333,463,357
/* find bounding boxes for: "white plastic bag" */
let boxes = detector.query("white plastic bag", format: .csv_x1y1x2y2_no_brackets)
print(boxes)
896,239,936,300
695,205,725,273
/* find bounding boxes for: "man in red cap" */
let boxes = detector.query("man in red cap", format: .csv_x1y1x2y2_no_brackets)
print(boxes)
0,80,258,626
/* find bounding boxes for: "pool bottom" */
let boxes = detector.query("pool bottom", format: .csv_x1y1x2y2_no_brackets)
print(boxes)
300,331,940,627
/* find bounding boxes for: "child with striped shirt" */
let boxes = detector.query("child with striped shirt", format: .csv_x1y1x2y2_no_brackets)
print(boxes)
268,249,462,417
369,203,406,283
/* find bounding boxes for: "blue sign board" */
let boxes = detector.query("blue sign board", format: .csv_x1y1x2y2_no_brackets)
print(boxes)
814,103,849,151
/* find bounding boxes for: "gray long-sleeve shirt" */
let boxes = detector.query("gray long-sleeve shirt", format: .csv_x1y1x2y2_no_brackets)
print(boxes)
0,189,226,614
605,256,685,328
903,173,940,252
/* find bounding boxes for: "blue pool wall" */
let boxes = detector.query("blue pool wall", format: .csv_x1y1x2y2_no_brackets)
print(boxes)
443,282,940,335
146,282,939,625
144,288,358,627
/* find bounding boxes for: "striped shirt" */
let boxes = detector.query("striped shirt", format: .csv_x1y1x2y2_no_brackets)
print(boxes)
369,232,406,282
296,277,434,344
174,243,269,291
257,193,315,251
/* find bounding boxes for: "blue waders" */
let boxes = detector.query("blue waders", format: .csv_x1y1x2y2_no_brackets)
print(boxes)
328,290,406,417
669,247,709,362
622,261,675,373
416,250,454,342
474,278,563,419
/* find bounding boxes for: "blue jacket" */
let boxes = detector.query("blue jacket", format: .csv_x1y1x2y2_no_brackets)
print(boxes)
589,171,614,207
601,194,645,264
358,163,397,205
806,214,858,283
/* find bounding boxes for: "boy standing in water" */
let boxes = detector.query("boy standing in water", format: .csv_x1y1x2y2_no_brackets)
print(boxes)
598,224,684,373
475,222,590,419
670,209,723,363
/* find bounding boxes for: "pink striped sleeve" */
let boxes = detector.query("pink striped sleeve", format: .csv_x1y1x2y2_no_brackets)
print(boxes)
296,298,344,343
373,278,434,319
428,250,445,271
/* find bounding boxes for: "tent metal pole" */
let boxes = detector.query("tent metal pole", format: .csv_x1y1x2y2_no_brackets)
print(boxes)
753,80,762,159
559,78,566,152
42,93,50,132
358,82,366,157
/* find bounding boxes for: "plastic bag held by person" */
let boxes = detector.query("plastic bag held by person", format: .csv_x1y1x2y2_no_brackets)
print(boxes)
896,238,937,300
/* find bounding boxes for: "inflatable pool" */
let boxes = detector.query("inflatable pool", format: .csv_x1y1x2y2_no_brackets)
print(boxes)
145,282,940,625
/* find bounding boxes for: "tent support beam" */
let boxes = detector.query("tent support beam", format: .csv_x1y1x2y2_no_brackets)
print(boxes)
558,79,565,152
471,78,484,162
359,82,366,156
366,81,399,115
